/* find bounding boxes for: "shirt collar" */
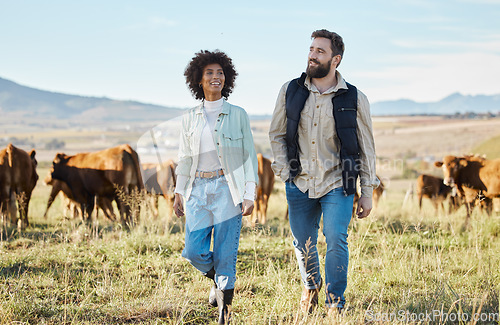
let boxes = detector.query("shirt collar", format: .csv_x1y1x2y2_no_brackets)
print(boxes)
304,70,347,94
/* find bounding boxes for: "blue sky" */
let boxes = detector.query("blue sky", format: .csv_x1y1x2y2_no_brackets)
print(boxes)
1,0,500,115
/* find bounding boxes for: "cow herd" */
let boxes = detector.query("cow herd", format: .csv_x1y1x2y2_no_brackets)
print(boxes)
0,143,277,230
417,154,500,223
2,141,497,230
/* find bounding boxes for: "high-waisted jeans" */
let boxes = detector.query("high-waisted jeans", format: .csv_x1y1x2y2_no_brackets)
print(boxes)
182,175,242,290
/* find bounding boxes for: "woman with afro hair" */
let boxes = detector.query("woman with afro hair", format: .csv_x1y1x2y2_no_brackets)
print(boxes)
173,50,258,324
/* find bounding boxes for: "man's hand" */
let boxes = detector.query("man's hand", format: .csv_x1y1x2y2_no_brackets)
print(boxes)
356,196,372,219
173,193,184,217
241,199,254,216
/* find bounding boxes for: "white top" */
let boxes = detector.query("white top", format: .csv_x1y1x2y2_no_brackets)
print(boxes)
198,98,223,171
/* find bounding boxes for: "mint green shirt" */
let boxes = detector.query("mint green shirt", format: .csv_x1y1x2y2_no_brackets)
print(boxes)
176,100,258,205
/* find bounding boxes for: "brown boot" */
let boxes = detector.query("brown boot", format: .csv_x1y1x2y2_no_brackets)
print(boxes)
300,279,322,313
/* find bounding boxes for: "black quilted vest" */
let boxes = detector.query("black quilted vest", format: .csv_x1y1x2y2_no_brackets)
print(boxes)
285,72,360,195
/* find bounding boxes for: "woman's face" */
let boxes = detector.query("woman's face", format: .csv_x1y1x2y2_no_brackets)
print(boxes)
200,63,225,100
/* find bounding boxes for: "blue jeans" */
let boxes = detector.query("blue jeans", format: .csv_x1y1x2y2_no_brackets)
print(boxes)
182,175,242,290
285,181,354,308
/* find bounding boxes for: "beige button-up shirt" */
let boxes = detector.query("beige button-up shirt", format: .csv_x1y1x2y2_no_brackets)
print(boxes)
269,71,378,198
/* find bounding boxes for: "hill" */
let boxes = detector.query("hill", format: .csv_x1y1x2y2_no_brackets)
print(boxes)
2,76,500,119
371,93,500,116
0,77,183,123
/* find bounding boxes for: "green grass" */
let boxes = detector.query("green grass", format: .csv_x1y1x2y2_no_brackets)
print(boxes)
1,182,499,324
472,134,500,159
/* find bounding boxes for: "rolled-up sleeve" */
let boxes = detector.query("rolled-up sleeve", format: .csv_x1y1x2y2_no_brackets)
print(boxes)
269,82,291,182
356,90,379,198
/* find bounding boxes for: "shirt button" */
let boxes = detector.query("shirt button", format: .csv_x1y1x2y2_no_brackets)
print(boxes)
312,141,315,144
316,105,319,108
314,123,317,126
312,159,315,162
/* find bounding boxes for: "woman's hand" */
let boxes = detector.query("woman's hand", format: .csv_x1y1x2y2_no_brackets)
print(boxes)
173,193,184,217
241,199,254,216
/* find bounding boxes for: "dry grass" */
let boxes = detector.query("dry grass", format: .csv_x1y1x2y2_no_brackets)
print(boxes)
0,179,499,324
473,135,500,159
1,116,499,324
373,116,500,160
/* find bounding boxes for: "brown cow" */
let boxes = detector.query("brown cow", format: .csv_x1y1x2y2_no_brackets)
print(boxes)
43,175,116,221
141,160,177,219
416,174,454,212
435,155,500,223
372,179,385,209
458,186,493,215
44,175,80,219
352,176,385,216
430,155,492,216
50,144,144,226
0,144,38,229
250,154,275,225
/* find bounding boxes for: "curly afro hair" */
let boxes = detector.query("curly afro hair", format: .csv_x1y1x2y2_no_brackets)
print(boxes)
184,50,238,100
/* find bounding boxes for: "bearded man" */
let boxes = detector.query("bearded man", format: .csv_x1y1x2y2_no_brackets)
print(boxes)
269,29,378,316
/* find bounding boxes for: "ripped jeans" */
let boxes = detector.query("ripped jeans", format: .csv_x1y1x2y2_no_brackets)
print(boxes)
286,181,354,308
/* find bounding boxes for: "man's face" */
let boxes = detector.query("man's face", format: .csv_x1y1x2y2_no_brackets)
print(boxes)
306,37,337,78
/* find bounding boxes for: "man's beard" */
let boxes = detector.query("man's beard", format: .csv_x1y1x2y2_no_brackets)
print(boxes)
306,58,332,78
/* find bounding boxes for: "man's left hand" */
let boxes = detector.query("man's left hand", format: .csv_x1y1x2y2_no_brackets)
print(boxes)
356,197,372,219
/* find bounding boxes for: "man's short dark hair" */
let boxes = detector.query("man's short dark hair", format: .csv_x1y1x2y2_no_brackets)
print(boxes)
184,50,237,100
311,29,344,63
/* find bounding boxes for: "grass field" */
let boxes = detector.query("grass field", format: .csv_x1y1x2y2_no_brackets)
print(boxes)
1,178,499,324
1,116,500,324
473,135,500,160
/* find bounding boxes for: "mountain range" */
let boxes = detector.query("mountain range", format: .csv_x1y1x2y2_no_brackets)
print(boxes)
371,93,500,116
0,77,182,123
1,76,500,121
